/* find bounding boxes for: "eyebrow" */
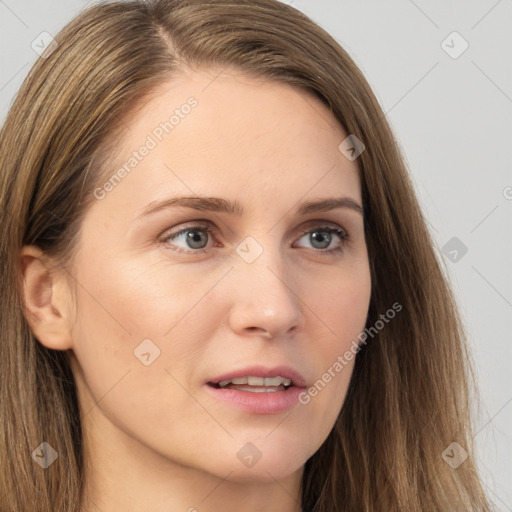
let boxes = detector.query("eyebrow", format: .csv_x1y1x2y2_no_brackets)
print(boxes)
137,195,364,218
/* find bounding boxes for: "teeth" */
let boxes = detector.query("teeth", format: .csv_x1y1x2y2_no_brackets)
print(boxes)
234,385,280,393
263,377,290,386
218,376,292,388
231,377,249,385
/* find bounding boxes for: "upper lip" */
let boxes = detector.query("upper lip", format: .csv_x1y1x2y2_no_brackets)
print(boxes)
207,365,307,388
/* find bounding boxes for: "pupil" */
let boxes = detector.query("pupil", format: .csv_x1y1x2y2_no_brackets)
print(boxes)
311,230,331,249
187,230,207,249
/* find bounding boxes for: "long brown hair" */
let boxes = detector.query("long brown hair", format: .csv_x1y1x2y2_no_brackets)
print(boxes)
0,1,493,510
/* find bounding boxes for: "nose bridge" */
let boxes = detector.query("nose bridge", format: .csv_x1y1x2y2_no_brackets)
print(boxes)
227,234,303,336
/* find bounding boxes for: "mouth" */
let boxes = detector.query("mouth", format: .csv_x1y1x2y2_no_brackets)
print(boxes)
208,375,293,393
204,365,307,415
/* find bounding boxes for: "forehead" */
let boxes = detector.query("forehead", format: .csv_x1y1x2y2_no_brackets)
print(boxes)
90,67,362,215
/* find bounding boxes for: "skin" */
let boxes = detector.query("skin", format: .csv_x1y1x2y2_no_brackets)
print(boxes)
21,67,371,512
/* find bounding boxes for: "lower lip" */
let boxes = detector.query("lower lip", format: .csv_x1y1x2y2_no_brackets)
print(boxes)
204,384,306,415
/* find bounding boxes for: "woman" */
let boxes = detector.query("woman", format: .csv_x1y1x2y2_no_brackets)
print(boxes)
0,0,493,510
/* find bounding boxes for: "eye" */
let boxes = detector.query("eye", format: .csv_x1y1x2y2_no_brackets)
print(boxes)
160,221,350,256
293,224,349,256
160,221,215,254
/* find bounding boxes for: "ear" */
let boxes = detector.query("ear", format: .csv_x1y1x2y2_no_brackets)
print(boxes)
19,245,74,350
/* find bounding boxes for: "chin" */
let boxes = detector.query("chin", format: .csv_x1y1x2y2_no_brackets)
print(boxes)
215,441,311,483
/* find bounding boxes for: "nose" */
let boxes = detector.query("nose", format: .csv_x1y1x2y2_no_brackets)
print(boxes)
227,243,304,339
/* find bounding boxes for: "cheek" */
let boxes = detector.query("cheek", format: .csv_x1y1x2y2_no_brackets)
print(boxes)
68,264,219,461
68,256,227,409
298,263,371,413
71,253,225,345
314,261,372,343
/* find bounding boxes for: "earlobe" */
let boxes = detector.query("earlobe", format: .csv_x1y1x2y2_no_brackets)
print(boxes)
20,245,74,351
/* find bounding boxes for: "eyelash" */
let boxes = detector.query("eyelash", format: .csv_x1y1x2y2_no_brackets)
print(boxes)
160,221,350,257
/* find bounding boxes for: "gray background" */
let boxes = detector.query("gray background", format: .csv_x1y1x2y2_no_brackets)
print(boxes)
1,0,511,509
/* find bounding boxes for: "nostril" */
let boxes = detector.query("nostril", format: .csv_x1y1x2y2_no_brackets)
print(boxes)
245,327,273,339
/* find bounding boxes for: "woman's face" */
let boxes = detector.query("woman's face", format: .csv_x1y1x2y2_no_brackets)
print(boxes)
67,67,371,482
